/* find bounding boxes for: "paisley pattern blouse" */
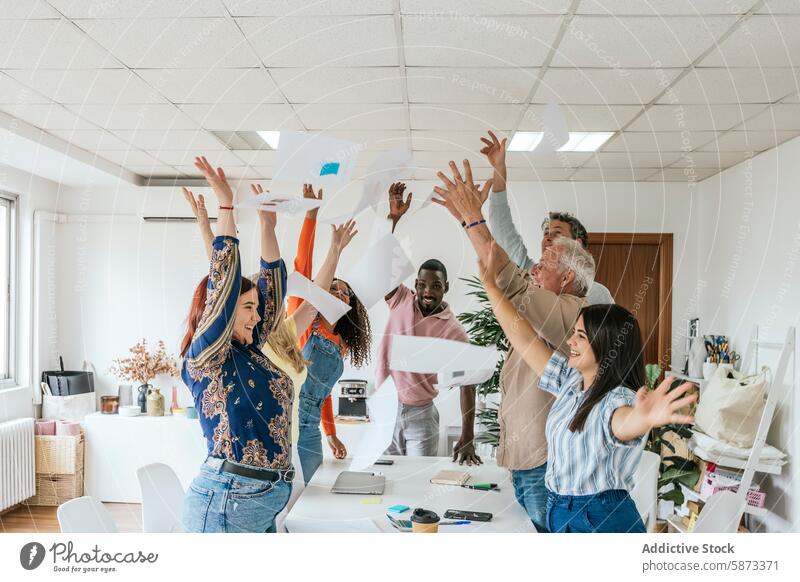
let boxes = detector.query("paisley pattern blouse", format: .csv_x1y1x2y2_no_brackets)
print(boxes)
182,235,292,469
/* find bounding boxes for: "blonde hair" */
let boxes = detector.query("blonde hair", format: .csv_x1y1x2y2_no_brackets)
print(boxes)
267,318,308,374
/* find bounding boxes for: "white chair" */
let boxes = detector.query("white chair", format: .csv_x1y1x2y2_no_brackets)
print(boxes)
630,450,660,532
136,463,185,533
57,496,118,533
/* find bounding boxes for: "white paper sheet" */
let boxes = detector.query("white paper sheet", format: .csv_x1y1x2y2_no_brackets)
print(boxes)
285,271,351,325
435,367,496,389
362,147,413,208
272,130,362,186
236,192,324,214
344,233,414,309
531,101,569,155
286,516,385,533
389,335,501,376
348,378,399,472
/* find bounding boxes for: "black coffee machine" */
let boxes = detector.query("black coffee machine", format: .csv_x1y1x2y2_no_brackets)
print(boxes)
336,379,369,421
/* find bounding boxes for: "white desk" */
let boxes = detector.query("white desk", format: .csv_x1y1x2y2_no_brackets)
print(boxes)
83,412,207,503
285,456,536,533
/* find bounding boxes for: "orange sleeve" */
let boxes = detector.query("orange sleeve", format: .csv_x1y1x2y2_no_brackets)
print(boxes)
287,216,317,316
321,395,336,436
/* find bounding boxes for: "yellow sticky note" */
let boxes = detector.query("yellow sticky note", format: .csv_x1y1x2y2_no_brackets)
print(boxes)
360,497,382,505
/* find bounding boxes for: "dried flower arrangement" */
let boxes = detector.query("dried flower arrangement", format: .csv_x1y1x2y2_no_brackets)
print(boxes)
110,339,179,385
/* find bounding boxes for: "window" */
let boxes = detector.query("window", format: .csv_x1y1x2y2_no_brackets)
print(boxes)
0,193,16,388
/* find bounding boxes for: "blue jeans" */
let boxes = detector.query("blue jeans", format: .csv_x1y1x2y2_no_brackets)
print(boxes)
297,331,344,485
546,489,646,533
511,464,549,532
182,460,292,533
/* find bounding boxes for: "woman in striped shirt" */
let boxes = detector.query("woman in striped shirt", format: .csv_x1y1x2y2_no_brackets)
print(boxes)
479,241,697,533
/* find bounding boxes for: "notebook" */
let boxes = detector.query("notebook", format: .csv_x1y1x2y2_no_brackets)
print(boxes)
429,469,471,486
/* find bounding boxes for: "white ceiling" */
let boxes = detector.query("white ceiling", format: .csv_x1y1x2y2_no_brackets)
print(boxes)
0,0,799,182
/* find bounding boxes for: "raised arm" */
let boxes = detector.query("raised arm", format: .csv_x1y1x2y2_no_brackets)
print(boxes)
384,182,413,301
288,184,322,320
611,379,697,442
478,241,554,378
182,187,214,260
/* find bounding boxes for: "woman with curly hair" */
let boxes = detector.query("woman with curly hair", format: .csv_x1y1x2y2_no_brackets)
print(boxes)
290,184,373,483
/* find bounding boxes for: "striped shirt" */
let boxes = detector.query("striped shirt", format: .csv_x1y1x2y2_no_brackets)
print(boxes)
539,352,644,496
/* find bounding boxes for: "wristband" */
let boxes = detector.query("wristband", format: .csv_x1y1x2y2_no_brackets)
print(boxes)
219,205,234,211
465,219,486,230
460,220,467,228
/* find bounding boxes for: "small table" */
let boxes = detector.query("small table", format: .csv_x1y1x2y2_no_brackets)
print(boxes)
285,455,536,533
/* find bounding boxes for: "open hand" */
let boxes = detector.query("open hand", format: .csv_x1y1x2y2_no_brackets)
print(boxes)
250,183,276,228
194,156,234,207
331,219,357,253
453,438,483,466
303,183,323,200
479,130,507,170
182,187,209,226
433,159,492,224
387,182,413,223
634,378,697,428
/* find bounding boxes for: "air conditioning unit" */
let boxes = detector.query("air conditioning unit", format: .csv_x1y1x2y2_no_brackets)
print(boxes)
137,185,217,223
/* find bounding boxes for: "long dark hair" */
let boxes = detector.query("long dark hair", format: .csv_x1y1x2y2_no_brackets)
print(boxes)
332,278,372,368
180,275,255,358
569,304,645,432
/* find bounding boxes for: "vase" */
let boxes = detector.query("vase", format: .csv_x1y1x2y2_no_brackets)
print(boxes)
137,384,150,413
146,387,165,417
170,385,179,414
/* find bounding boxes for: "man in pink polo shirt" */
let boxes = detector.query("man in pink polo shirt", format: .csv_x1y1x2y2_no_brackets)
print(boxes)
376,182,481,464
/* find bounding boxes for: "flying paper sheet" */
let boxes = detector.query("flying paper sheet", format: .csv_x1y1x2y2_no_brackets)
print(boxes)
272,130,362,186
285,272,351,325
236,192,324,214
531,101,569,155
435,368,496,389
389,335,501,376
345,233,414,309
348,378,399,472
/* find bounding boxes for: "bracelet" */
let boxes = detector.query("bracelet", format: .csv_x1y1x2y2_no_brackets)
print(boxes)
465,219,486,230
460,220,467,228
219,205,234,211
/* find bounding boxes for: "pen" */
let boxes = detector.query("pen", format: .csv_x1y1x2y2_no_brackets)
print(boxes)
440,521,472,525
462,483,499,491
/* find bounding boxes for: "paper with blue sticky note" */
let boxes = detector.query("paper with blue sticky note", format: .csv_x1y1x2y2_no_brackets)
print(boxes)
272,130,361,186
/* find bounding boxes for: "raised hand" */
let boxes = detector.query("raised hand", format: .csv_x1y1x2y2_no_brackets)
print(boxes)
303,183,323,218
182,187,209,226
387,182,413,224
480,130,507,170
331,219,357,253
433,159,493,224
633,378,697,428
250,183,276,229
194,156,233,207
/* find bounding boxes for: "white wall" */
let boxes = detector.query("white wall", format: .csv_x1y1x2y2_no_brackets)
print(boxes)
47,178,697,434
697,135,800,533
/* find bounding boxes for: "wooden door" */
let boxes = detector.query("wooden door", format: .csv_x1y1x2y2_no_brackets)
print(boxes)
586,233,673,371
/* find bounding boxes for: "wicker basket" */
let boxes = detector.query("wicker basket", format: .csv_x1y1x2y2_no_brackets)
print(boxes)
26,471,84,506
34,433,84,475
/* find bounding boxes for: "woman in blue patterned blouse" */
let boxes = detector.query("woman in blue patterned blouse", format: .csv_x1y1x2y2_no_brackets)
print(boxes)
180,156,294,533
479,240,697,533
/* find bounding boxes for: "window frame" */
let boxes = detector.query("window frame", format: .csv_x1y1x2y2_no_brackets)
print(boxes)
0,191,18,389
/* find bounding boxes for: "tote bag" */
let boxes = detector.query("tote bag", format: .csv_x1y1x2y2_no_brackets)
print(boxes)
694,365,767,448
41,360,97,421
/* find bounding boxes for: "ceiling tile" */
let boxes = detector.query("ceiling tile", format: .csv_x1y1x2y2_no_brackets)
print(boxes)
520,104,642,131
735,104,800,130
577,1,758,15
0,0,60,18
400,0,571,14
626,103,768,131
48,0,227,17
700,16,800,67
584,151,683,168
571,167,658,180
412,130,500,151
402,15,562,67
297,103,407,130
552,16,737,68
95,149,163,166
77,18,258,68
126,164,180,176
111,129,228,150
781,92,800,103
535,67,681,104
668,151,754,168
407,67,539,104
223,0,394,16
272,67,403,103
325,130,410,149
410,104,521,130
757,0,800,13
48,129,131,150
238,16,398,67
235,150,277,167
0,103,98,130
603,131,719,151
509,152,594,168
179,103,300,130
646,168,721,181
659,68,800,104
6,69,164,104
136,68,283,104
0,19,115,69
69,104,199,130
510,167,576,180
150,150,245,166
411,151,491,170
0,73,51,103
697,130,800,151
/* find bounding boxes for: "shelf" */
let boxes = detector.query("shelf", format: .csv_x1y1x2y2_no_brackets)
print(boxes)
688,442,784,475
679,484,767,517
668,370,704,384
666,515,688,533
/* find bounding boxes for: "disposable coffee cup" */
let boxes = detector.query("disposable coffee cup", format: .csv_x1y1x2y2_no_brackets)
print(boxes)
410,508,440,533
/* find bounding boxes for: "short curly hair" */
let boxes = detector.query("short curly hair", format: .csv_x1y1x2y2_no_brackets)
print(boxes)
541,212,589,249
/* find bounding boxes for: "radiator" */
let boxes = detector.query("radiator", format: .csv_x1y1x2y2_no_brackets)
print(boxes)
0,417,35,512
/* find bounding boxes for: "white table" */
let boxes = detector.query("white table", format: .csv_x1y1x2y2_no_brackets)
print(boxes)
285,456,536,533
83,412,207,503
